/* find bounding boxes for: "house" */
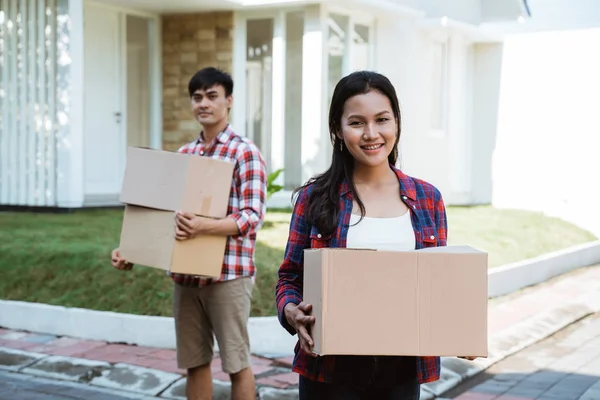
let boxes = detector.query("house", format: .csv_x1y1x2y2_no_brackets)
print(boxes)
0,0,597,210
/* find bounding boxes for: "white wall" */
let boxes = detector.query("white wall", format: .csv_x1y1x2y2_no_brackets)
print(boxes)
492,28,600,237
387,0,481,24
375,14,478,204
470,43,503,204
481,0,600,35
421,0,481,25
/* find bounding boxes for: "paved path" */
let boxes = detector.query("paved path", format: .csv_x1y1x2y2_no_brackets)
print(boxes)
442,313,600,400
0,370,151,399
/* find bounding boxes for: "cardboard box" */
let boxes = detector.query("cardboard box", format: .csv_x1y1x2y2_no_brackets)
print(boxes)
118,147,235,277
303,245,488,357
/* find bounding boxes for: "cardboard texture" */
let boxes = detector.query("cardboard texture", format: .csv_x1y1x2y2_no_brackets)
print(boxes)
303,245,488,357
119,147,234,218
118,147,234,277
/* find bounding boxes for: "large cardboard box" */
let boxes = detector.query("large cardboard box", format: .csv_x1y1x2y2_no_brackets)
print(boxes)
118,147,235,277
303,246,488,357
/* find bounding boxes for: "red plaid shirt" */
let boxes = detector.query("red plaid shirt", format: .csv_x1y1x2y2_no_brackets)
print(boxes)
275,166,447,383
171,125,267,286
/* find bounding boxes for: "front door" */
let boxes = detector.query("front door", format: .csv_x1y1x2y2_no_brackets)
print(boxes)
83,4,123,199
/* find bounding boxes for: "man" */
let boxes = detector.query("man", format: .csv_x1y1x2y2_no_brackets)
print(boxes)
111,67,267,400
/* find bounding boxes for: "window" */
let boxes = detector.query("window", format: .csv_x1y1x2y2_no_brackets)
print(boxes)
326,13,373,109
352,23,370,72
327,13,348,103
245,19,274,169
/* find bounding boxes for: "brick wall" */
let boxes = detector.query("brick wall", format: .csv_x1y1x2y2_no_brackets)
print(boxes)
161,12,234,151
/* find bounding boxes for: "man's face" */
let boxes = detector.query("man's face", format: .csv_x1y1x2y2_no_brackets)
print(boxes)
190,85,232,127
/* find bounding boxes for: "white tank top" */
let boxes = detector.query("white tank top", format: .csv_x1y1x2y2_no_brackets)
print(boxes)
346,211,416,251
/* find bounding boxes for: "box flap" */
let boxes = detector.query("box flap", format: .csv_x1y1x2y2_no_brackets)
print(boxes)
171,234,225,277
417,245,485,254
119,205,175,271
119,147,234,217
182,154,234,218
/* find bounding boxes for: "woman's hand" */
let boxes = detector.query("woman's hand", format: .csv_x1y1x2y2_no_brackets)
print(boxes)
284,302,317,357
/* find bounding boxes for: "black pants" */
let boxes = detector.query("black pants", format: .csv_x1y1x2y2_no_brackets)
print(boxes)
299,356,420,400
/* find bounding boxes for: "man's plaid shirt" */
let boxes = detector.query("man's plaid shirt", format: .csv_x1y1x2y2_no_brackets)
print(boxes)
275,166,448,384
171,124,267,286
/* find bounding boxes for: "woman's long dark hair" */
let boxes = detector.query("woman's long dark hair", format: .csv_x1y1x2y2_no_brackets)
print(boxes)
293,71,402,236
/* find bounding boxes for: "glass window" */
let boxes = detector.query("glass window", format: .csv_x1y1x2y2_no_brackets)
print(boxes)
327,13,348,102
246,19,274,168
352,23,369,71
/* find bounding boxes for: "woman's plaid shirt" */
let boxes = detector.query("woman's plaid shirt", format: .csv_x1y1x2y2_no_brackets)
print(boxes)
275,166,448,383
171,125,267,287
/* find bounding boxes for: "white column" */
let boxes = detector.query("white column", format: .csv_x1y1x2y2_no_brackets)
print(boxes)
446,34,472,204
270,11,285,183
149,16,162,149
55,0,84,207
231,12,247,138
301,5,326,183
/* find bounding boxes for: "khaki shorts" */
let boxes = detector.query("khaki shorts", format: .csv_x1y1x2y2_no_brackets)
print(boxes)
173,277,253,374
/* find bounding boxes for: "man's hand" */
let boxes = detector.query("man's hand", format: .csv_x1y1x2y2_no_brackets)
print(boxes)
174,211,208,240
111,248,133,271
284,302,317,357
458,356,478,361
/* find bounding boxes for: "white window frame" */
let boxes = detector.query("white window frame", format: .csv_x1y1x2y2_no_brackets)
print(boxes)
84,0,162,149
323,5,376,72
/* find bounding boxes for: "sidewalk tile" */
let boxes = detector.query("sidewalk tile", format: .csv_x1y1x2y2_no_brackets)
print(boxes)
74,343,158,364
143,357,186,375
453,392,497,400
89,363,181,396
256,372,298,389
251,355,274,366
0,339,38,351
251,363,274,376
28,338,107,357
0,331,31,341
210,357,223,373
274,356,294,367
22,334,57,344
0,348,47,371
146,348,177,361
212,370,231,382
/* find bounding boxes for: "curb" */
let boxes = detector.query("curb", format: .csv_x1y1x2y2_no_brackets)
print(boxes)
488,240,600,298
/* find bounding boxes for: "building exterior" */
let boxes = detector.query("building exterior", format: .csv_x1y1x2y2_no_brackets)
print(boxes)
0,0,597,210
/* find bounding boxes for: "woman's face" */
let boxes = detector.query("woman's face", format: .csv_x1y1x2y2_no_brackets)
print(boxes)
338,90,397,169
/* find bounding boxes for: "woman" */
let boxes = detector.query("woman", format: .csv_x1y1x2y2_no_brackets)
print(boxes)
275,71,449,399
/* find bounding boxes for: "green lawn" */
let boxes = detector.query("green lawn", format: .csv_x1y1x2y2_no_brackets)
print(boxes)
0,207,595,317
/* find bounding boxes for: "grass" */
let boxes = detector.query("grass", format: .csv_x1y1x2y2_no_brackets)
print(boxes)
0,206,596,317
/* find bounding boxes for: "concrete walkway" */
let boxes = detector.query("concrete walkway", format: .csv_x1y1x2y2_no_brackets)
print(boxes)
442,312,600,400
1,264,600,399
0,369,153,399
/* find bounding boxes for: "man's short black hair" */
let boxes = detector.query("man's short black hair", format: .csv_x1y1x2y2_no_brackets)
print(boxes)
188,67,234,97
